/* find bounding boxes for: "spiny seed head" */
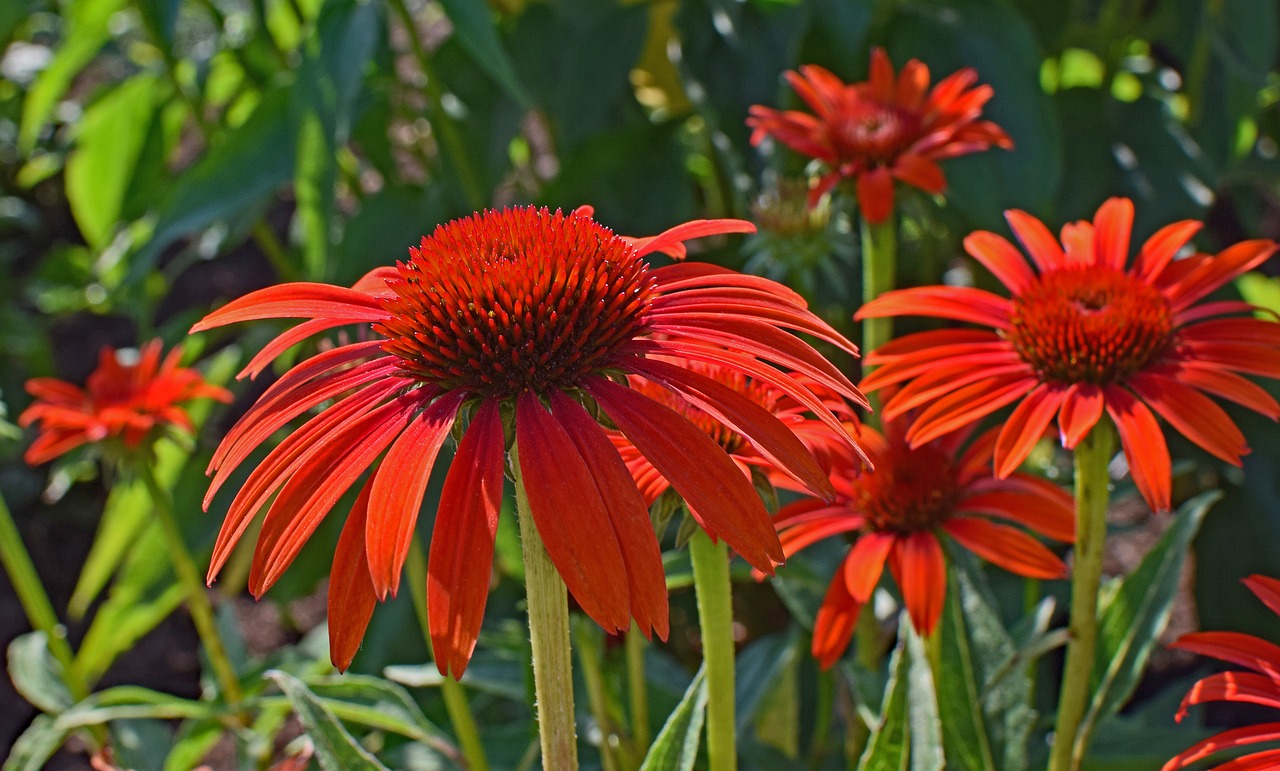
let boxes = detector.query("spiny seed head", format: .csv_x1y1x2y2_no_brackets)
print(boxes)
1007,267,1174,386
376,207,656,399
854,443,958,534
832,101,920,165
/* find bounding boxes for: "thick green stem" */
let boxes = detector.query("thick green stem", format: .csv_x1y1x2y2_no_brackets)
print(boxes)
139,465,242,705
625,625,650,757
405,541,491,771
1048,421,1115,771
0,490,88,701
859,213,897,419
689,530,735,771
511,442,579,770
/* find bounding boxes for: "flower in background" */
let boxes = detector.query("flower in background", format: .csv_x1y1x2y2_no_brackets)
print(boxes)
19,340,230,466
1164,575,1280,770
772,417,1073,668
857,198,1280,512
192,206,866,675
747,47,1012,222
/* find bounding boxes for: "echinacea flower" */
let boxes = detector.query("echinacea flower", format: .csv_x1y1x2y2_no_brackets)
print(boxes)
857,197,1280,512
772,417,1073,668
19,340,230,465
747,47,1012,222
1164,575,1280,770
191,206,865,675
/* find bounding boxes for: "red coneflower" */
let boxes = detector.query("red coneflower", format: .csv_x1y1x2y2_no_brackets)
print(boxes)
771,418,1073,668
1164,575,1280,770
857,197,1280,512
19,339,231,465
747,47,1012,222
192,205,865,675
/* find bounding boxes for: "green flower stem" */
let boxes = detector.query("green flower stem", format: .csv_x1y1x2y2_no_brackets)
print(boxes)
572,616,625,771
625,624,650,756
138,464,243,705
1048,421,1116,771
859,213,898,403
689,530,736,771
512,441,579,770
0,490,87,701
405,540,491,771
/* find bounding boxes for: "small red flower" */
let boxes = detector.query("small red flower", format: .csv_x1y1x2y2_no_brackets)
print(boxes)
857,198,1280,512
747,47,1012,223
772,418,1073,669
19,340,230,465
192,206,865,675
1164,575,1280,770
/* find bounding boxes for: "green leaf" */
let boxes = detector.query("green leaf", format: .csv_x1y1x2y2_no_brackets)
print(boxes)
858,629,910,771
437,0,527,105
640,665,707,771
734,631,798,733
904,626,944,771
6,632,73,713
163,719,225,771
304,674,452,753
266,670,390,771
109,719,172,771
1079,491,1220,747
18,0,128,152
1237,273,1280,317
3,714,63,771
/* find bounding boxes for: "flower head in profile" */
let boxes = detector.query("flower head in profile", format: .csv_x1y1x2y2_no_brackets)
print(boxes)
858,198,1280,512
747,47,1012,222
1164,575,1280,770
771,417,1073,668
19,340,230,466
191,206,865,675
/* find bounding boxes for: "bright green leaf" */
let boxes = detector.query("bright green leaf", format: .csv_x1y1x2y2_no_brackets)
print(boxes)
640,665,707,771
7,632,74,714
266,670,390,771
858,629,909,771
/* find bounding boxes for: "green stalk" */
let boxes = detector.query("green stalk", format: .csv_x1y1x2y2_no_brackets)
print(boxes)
625,625,650,756
138,464,242,705
1048,421,1116,771
512,442,579,770
688,530,735,771
405,541,491,771
859,213,898,403
572,617,626,771
0,490,88,701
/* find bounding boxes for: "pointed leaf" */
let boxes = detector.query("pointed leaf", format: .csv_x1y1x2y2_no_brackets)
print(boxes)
265,670,390,771
640,666,707,771
6,632,73,713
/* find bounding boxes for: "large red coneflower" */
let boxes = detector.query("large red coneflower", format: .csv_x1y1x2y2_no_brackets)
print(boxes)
747,47,1012,222
857,198,1280,512
771,417,1073,669
1164,575,1280,770
19,339,231,465
192,206,865,675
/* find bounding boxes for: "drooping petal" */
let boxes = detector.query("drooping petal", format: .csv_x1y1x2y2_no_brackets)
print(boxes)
994,383,1066,477
891,532,947,636
906,374,1038,447
892,154,946,193
1169,631,1280,680
190,282,388,332
1127,372,1248,465
856,167,895,225
1104,386,1171,512
516,392,631,634
1244,575,1280,618
328,478,379,672
844,531,894,603
1161,723,1280,771
428,400,504,678
812,567,861,670
1057,383,1105,450
942,516,1067,579
955,487,1076,544
1174,670,1280,719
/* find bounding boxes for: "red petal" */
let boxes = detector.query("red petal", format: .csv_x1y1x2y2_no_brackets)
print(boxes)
906,375,1038,447
942,516,1067,579
856,286,1012,330
585,377,783,571
891,532,947,636
1170,631,1280,680
1244,575,1280,618
1136,220,1201,281
964,230,1037,293
549,392,669,640
1093,198,1134,270
955,487,1076,543
1058,383,1105,450
1127,372,1247,465
1161,723,1280,770
844,531,893,602
428,400,504,678
1165,239,1279,311
1175,671,1280,719
1158,363,1280,419
812,567,861,670
856,167,896,225
628,219,756,260
1104,386,1170,512
994,383,1066,477
366,391,465,599
516,392,631,634
328,478,379,672
1005,209,1066,272
190,282,387,332
892,154,946,194
868,47,895,101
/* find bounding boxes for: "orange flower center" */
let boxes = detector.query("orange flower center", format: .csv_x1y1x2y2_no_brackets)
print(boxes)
1007,267,1174,385
376,208,656,399
853,443,958,533
831,101,918,164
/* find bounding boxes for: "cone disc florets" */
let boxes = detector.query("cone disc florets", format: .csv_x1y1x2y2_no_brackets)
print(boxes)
852,443,959,534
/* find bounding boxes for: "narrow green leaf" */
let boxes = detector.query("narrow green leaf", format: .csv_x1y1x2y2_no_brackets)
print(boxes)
1080,492,1220,745
904,627,944,771
639,666,707,771
266,670,390,771
437,0,528,105
163,719,225,771
858,630,910,771
3,714,63,771
305,675,451,749
7,632,73,713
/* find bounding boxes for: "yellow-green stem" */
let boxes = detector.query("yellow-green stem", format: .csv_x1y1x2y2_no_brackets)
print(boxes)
689,530,735,771
139,465,242,705
512,442,579,770
0,490,88,701
406,540,491,771
572,617,624,771
625,625,650,757
860,213,897,420
1048,421,1115,771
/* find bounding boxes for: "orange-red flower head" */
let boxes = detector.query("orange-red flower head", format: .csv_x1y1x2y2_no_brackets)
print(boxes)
771,418,1072,669
19,340,230,466
747,48,1012,223
858,198,1280,512
191,206,866,676
1164,575,1280,770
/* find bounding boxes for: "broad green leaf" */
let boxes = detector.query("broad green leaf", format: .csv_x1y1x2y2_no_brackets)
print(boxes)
304,674,451,751
7,631,73,713
640,665,707,771
266,670,390,771
73,578,183,686
734,631,798,733
1078,491,1220,752
109,719,172,771
904,627,944,771
18,0,128,152
858,630,909,771
438,0,527,105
